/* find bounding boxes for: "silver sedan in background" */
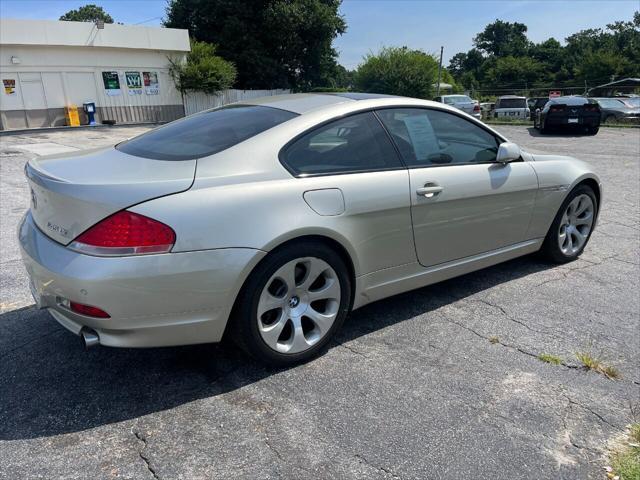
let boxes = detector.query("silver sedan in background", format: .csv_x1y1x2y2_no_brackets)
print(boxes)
433,94,481,119
19,93,601,365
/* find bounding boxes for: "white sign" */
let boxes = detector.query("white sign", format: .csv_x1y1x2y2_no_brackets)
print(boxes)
403,114,438,161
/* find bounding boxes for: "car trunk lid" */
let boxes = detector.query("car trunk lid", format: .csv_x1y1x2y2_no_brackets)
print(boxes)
26,147,195,245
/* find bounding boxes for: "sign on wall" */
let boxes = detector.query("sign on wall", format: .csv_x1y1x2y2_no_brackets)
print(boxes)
102,71,121,96
3,79,16,95
143,71,159,95
125,71,143,95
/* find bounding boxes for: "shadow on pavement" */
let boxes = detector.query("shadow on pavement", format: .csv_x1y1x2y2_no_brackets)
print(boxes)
526,127,594,138
0,255,553,440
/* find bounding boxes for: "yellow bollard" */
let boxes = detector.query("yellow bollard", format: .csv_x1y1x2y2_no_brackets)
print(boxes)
64,104,80,127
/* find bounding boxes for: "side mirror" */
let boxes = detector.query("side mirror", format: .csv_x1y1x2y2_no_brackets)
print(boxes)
496,142,521,164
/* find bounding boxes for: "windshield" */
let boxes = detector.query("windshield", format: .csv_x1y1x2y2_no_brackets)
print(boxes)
496,98,527,109
116,105,298,160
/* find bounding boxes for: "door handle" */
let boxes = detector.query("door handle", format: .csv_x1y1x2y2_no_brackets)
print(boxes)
416,185,443,198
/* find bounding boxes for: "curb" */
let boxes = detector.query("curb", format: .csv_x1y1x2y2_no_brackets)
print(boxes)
0,122,165,136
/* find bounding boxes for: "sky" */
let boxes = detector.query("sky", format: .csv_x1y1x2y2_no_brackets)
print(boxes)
1,0,638,69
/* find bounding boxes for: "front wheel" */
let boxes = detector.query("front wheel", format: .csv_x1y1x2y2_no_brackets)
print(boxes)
230,241,351,366
540,185,597,263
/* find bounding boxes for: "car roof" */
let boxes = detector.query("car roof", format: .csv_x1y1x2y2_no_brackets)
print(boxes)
239,92,401,114
497,95,526,99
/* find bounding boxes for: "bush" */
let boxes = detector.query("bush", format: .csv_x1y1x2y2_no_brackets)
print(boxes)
169,40,236,95
354,47,439,99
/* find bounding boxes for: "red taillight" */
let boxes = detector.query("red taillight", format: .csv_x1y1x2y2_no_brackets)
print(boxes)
473,104,480,112
584,104,599,112
70,301,110,318
70,211,175,256
550,105,565,113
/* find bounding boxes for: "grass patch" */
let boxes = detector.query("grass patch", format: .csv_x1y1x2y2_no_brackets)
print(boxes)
608,423,640,480
488,336,500,344
538,353,562,365
575,351,620,379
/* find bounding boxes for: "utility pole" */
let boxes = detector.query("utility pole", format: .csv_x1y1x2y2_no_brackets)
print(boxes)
436,46,443,97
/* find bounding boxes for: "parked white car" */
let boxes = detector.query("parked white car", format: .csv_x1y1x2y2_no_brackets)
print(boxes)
494,96,530,120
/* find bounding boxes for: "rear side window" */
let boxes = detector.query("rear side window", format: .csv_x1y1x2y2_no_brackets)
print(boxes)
376,108,500,167
281,112,402,176
497,98,527,109
116,105,297,160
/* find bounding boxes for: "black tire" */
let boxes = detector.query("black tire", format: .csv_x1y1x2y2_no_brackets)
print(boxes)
229,241,351,366
540,184,598,264
604,115,615,124
587,126,599,135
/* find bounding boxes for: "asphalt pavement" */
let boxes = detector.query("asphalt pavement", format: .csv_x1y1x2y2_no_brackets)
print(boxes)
0,124,638,479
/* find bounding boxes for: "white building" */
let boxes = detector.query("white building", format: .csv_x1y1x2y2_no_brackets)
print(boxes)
0,18,190,130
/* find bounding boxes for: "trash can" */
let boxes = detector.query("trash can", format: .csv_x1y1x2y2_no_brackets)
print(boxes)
83,102,97,126
64,105,80,127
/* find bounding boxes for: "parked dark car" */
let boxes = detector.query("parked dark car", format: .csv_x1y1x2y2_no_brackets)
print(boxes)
527,97,550,120
593,98,640,123
534,96,600,135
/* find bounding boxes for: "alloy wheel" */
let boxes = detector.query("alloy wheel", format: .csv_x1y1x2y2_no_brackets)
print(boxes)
558,194,594,256
257,257,341,354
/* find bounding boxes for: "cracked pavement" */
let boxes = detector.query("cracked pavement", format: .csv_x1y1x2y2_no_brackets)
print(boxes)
0,125,638,479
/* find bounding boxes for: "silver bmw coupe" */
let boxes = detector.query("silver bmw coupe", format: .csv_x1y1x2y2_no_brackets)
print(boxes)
19,93,601,365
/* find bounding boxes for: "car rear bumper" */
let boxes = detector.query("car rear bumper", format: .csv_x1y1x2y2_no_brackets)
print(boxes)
545,116,600,127
18,211,265,347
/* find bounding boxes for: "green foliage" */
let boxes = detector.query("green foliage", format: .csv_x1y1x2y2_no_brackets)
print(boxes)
59,4,114,23
474,19,529,57
449,12,640,92
484,56,544,87
609,423,640,480
538,354,562,365
168,41,236,95
164,0,346,90
575,351,620,379
354,47,439,99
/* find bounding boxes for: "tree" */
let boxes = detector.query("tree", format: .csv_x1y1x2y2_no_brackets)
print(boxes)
164,0,346,90
473,20,529,57
447,11,639,92
354,47,439,98
59,4,114,23
168,41,236,95
484,56,544,87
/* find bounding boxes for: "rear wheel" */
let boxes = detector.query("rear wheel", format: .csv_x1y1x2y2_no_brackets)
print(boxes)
540,185,597,263
539,119,546,134
230,241,351,366
587,125,599,135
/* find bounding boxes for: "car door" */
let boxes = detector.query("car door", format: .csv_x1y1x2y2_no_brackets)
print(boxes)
279,111,415,275
376,107,538,267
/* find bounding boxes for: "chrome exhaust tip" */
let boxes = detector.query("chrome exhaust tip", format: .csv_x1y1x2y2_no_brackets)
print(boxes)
81,328,100,349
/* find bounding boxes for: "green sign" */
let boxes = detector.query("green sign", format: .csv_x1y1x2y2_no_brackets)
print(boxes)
102,71,121,96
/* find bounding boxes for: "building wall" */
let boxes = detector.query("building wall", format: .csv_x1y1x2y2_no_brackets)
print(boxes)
0,24,188,130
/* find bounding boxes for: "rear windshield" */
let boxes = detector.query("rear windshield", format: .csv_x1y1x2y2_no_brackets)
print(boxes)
550,96,590,106
443,95,472,104
116,105,297,160
496,98,527,109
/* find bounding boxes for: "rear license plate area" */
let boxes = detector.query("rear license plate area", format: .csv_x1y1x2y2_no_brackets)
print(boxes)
568,118,579,124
